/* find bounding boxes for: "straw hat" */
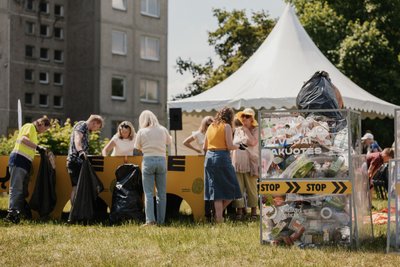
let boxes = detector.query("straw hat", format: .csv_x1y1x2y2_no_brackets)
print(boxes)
236,108,258,127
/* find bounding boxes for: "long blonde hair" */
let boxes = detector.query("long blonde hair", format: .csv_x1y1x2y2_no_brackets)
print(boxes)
199,116,213,133
138,110,160,129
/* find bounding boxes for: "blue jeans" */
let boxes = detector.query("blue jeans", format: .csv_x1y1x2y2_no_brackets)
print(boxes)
142,156,167,224
8,166,30,212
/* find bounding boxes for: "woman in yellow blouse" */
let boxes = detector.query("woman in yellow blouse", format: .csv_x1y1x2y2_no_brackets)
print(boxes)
203,107,242,223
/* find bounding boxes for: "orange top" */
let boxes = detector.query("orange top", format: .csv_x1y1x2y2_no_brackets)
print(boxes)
206,123,227,150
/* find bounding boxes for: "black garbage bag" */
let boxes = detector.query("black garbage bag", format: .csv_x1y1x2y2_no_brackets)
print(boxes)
110,164,144,224
68,159,104,223
29,151,57,218
296,71,343,121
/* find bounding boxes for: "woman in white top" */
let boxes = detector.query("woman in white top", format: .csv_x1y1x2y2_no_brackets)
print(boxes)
183,116,213,154
134,110,172,226
102,121,136,156
232,108,259,220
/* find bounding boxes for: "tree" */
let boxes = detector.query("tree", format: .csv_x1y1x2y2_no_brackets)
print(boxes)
291,0,400,146
173,8,275,99
291,0,400,106
0,119,108,156
174,2,400,145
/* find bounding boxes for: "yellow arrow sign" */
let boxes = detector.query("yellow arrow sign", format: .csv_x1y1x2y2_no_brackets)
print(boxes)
259,181,352,195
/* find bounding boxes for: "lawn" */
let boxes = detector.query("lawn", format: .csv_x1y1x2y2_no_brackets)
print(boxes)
0,196,399,266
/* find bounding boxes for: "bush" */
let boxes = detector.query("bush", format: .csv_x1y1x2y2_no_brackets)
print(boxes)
0,119,109,156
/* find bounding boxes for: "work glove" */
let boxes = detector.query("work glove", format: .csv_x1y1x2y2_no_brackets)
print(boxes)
238,143,248,150
36,145,46,154
78,150,87,160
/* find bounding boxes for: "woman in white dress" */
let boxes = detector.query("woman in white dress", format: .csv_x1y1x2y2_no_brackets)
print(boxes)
183,116,213,154
102,121,136,156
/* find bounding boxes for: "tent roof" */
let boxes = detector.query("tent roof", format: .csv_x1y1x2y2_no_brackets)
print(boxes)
169,4,399,119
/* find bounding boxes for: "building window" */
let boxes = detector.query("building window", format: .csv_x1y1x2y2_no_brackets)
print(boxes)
112,30,127,55
25,21,35,35
54,4,64,17
141,0,160,17
39,94,48,107
39,1,49,14
53,96,63,108
25,69,34,82
112,77,125,99
54,73,63,85
40,25,50,37
25,0,35,11
25,45,35,58
24,93,34,105
140,36,160,61
40,48,49,61
54,27,64,39
112,0,127,11
140,79,159,103
39,72,49,84
54,50,64,62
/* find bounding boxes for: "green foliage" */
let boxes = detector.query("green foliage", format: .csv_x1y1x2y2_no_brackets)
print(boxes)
337,20,397,100
173,8,275,99
0,132,18,155
288,0,400,145
291,0,400,106
0,119,109,156
294,1,347,63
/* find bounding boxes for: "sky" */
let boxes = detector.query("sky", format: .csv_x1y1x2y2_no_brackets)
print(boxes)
167,0,286,99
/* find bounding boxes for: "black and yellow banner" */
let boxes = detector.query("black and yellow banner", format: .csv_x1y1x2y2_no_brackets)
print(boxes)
259,180,352,195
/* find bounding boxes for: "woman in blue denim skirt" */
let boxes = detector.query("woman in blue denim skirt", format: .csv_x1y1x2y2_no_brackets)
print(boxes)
134,110,171,226
203,107,242,223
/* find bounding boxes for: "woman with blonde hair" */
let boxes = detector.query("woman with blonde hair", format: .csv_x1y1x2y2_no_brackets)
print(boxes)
102,121,136,156
183,116,213,154
203,107,242,223
232,108,259,220
134,110,171,226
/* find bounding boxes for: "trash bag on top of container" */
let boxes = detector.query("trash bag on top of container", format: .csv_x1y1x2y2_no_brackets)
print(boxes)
296,71,343,121
110,164,144,224
68,158,104,223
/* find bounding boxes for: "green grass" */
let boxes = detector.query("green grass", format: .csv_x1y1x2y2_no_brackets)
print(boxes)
0,196,399,266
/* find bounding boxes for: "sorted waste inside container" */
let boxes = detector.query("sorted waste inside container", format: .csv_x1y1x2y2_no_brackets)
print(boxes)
259,109,371,248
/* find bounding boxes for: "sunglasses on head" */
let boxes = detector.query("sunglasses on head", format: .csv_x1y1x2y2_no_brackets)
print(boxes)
120,123,130,129
241,114,252,119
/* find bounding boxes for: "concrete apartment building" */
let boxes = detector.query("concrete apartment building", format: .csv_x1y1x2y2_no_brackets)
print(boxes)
0,0,167,136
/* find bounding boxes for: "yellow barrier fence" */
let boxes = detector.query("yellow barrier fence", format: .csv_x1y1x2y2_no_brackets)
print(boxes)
0,155,206,221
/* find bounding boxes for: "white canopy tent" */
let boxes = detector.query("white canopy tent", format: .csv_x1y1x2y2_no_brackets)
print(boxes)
168,4,399,155
169,4,398,119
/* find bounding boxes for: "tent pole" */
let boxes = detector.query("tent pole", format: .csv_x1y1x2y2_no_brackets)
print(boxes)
174,130,177,155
